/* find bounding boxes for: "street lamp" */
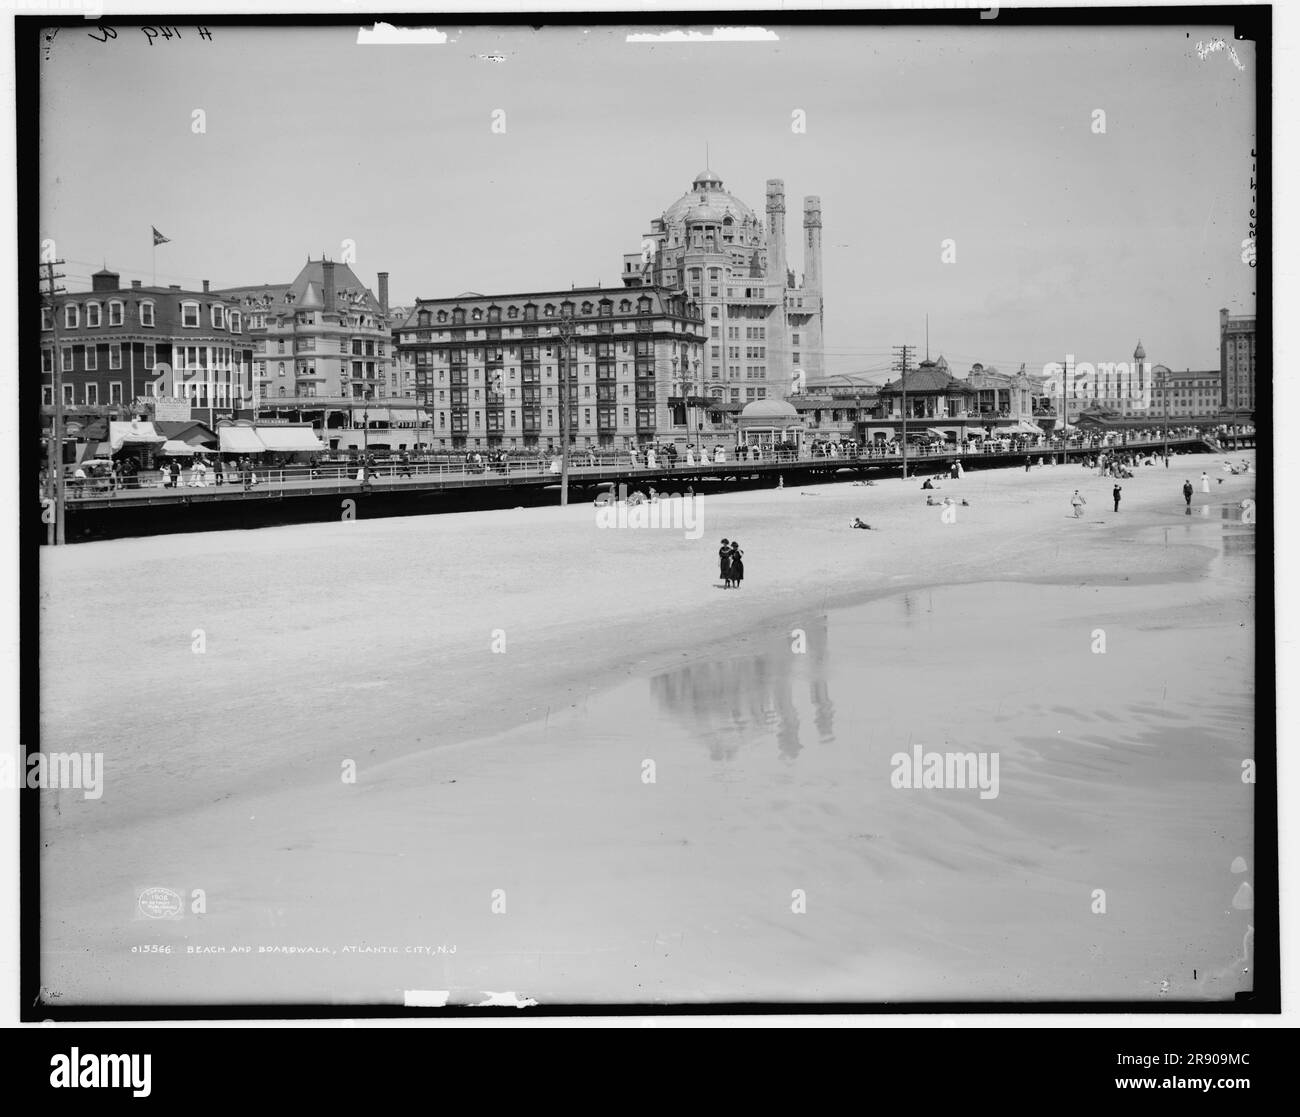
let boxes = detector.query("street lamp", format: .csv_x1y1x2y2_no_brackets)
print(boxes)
362,390,371,487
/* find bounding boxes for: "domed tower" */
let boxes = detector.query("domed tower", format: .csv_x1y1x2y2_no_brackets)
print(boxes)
1133,340,1147,411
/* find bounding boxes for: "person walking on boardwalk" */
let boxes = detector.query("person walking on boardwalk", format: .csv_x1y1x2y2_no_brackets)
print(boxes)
719,538,733,588
1112,484,1122,512
169,459,181,490
399,450,413,480
728,540,745,588
1070,490,1086,518
213,456,224,486
1183,479,1194,513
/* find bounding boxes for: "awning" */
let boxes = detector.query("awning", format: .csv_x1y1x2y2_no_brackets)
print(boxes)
161,439,201,456
347,407,391,426
254,426,324,452
1013,420,1044,434
108,421,167,452
926,427,951,438
218,426,267,453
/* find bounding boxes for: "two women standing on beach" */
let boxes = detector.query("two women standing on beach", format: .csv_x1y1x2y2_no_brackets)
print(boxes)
719,538,745,589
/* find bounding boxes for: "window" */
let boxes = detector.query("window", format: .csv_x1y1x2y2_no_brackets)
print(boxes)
63,384,74,406
61,347,73,372
108,300,123,326
140,300,155,327
144,343,156,369
64,304,79,329
83,344,96,370
209,305,225,329
42,386,53,406
182,301,200,327
85,383,98,405
41,307,52,331
86,302,102,327
229,310,242,333
109,343,122,369
278,362,286,377
42,348,53,373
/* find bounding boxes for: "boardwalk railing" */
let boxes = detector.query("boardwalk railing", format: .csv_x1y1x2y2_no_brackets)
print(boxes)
55,433,1239,502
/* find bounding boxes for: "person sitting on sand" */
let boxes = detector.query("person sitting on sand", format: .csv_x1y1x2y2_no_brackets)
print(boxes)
926,494,939,505
921,478,935,490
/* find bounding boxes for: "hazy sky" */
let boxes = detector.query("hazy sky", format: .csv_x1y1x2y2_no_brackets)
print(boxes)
40,20,1256,378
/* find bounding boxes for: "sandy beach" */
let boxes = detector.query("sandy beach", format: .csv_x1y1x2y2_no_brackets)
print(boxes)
37,452,1257,1005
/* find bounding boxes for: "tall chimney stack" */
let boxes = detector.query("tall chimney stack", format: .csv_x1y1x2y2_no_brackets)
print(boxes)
765,180,787,292
202,279,210,293
322,260,336,312
378,272,390,317
802,196,822,295
765,180,791,397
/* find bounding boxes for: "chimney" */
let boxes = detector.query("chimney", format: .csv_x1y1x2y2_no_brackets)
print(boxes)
322,260,336,312
802,196,823,295
202,279,210,293
131,280,141,289
169,284,181,290
378,272,389,317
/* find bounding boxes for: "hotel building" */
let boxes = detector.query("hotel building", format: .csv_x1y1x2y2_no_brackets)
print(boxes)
394,288,707,451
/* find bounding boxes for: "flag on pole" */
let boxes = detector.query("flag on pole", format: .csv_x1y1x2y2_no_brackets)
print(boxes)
152,227,171,245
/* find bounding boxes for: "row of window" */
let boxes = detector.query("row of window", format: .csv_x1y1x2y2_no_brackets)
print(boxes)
414,295,701,328
43,301,243,332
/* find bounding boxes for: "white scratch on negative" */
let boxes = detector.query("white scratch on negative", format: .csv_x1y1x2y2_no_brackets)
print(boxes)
473,991,539,1008
403,989,451,1007
357,23,450,46
626,27,779,44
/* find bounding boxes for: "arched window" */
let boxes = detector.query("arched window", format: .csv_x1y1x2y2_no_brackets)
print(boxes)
452,308,466,325
487,305,501,323
580,301,593,315
619,299,632,313
543,304,555,318
561,301,575,317
85,302,102,327
472,308,483,321
506,306,519,320
436,310,447,323
637,297,652,315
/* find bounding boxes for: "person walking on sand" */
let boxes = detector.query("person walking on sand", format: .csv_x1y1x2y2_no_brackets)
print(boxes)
1183,479,1194,514
1070,490,1086,518
1113,484,1122,512
1200,470,1210,493
719,538,733,588
728,540,744,588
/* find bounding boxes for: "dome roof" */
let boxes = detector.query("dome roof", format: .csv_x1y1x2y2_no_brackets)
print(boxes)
740,398,799,421
663,170,756,228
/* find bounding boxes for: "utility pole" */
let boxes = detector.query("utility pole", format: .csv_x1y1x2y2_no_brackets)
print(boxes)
42,259,67,545
557,312,574,506
892,343,915,480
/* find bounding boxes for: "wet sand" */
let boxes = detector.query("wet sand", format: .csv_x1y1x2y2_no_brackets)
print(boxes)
37,452,1257,1004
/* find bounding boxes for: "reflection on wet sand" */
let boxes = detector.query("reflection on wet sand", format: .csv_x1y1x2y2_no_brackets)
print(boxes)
649,616,833,761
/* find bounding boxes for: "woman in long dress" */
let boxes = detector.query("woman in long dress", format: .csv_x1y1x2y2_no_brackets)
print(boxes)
719,538,732,588
728,541,744,588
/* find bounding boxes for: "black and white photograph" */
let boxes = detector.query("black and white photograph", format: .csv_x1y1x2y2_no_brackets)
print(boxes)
14,2,1283,1034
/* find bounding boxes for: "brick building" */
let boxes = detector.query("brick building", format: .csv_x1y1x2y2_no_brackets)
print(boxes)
40,268,254,422
1219,308,1257,412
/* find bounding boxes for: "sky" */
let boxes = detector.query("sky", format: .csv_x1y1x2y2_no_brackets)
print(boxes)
39,19,1257,380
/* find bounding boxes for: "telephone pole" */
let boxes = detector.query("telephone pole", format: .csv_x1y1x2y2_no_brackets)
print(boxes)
42,259,67,545
892,343,915,480
556,311,574,506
